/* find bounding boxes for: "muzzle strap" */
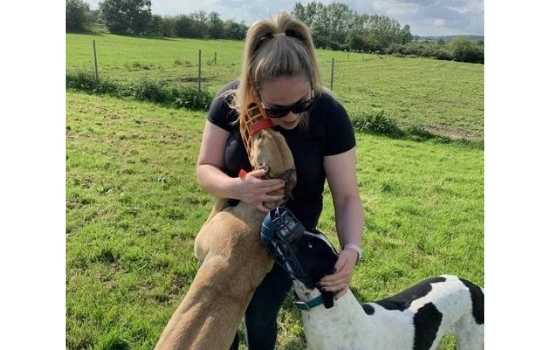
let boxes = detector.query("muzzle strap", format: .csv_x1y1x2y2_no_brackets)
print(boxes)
260,208,314,286
295,295,325,311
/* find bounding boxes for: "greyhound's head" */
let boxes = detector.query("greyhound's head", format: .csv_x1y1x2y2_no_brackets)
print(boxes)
249,128,297,207
289,231,339,308
260,209,339,308
240,101,297,208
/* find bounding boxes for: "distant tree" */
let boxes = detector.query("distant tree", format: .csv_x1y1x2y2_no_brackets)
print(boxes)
208,12,224,39
293,3,306,23
189,11,209,38
223,20,247,40
293,1,324,46
160,17,176,37
293,2,410,52
149,15,163,36
99,0,152,35
325,3,354,49
400,24,413,44
346,32,366,51
88,9,101,24
174,15,195,37
364,15,401,50
307,2,332,48
449,37,484,63
66,0,91,32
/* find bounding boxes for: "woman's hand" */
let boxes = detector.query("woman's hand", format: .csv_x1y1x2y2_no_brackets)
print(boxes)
236,169,286,212
318,248,358,299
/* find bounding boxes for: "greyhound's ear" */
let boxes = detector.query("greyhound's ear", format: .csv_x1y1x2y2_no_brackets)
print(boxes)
321,290,335,309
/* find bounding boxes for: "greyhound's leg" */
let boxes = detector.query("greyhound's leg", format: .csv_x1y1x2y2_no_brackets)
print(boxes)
194,198,229,261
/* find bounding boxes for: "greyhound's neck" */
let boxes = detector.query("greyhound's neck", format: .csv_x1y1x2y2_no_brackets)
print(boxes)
233,202,267,223
208,198,267,226
294,282,372,349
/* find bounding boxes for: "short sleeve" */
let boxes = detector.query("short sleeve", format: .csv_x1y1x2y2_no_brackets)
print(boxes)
207,81,239,131
323,98,356,156
207,95,232,131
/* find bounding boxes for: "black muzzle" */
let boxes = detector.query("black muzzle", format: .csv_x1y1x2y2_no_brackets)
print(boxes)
260,207,315,288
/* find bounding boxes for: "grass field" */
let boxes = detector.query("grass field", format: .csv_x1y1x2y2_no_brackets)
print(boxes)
67,33,484,140
66,90,483,349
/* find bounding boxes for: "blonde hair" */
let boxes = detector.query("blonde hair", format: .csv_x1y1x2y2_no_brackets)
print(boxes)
232,12,322,124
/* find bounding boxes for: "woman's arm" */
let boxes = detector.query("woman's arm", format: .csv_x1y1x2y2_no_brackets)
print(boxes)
324,147,364,250
319,147,364,297
196,121,240,199
196,121,285,211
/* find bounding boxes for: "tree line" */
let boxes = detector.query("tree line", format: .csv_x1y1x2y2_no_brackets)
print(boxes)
291,2,482,63
292,2,413,52
66,0,247,39
66,0,483,63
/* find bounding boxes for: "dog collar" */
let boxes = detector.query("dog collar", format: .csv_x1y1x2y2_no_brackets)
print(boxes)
295,294,324,311
241,102,274,159
250,118,274,136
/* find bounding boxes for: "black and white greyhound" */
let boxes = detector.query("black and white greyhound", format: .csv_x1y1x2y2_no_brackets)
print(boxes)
260,208,484,350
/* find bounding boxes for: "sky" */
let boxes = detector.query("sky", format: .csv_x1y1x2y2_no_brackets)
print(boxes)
85,0,484,36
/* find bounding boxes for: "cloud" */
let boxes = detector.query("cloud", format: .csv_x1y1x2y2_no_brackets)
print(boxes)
82,0,484,36
372,0,421,17
434,18,447,27
361,0,483,35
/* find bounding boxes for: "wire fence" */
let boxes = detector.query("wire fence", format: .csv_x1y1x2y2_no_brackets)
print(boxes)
66,40,484,140
69,40,386,94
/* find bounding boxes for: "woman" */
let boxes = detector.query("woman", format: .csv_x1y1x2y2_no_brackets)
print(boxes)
195,12,364,349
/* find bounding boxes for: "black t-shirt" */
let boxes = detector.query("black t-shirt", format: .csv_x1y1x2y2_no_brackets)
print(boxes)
207,81,356,230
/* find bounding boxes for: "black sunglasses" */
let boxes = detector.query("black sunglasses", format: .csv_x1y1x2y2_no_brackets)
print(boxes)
262,94,317,119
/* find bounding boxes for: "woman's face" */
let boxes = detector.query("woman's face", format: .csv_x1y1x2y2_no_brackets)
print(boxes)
259,75,312,130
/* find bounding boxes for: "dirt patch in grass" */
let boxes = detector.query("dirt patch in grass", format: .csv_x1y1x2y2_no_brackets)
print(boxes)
164,76,214,83
424,124,483,142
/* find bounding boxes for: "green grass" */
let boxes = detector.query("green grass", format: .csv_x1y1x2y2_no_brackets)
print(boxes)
67,91,483,349
67,33,484,140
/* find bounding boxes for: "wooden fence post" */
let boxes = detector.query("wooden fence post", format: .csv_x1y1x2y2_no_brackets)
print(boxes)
93,40,99,81
330,58,335,91
198,49,202,92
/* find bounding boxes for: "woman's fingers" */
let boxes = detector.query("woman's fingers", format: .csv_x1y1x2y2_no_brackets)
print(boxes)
320,268,350,284
322,283,349,293
247,176,285,193
239,169,287,208
247,168,267,178
256,202,269,212
260,179,285,189
320,277,350,288
319,267,352,291
246,170,285,186
262,194,285,202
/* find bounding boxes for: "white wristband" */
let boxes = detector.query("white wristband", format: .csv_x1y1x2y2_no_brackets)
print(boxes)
343,244,363,264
